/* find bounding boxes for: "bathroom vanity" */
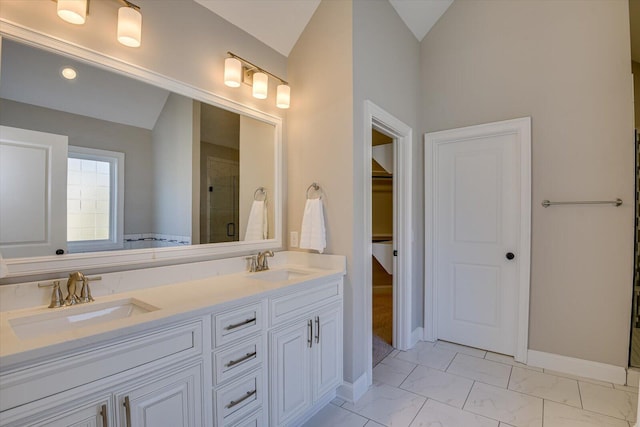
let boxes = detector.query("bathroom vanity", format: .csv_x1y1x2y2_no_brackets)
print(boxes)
0,252,345,426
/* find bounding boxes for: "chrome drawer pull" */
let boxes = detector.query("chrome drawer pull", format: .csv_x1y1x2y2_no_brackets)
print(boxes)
100,404,108,427
315,316,320,343
225,351,257,367
226,389,257,409
123,396,132,427
224,317,257,331
308,319,313,348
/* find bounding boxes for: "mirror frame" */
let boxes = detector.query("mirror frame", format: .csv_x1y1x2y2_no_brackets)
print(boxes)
0,20,283,278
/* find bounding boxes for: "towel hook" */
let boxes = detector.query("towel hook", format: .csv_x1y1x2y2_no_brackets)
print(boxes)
306,182,322,200
254,187,267,201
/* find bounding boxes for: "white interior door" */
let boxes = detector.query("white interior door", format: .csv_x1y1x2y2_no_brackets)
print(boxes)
0,125,68,258
426,118,531,357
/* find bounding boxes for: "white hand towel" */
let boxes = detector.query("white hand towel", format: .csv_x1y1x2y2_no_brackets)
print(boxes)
245,200,268,241
299,198,326,253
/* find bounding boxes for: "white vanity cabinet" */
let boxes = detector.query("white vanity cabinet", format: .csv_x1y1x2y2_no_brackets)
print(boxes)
268,280,343,426
0,319,205,427
0,265,346,427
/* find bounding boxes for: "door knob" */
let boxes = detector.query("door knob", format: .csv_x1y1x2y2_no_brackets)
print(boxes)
506,252,515,260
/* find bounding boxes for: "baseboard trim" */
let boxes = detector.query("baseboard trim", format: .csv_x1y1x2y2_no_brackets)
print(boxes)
337,372,369,403
410,327,424,348
527,350,626,385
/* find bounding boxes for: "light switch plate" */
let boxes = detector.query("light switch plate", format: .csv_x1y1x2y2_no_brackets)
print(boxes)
290,231,299,248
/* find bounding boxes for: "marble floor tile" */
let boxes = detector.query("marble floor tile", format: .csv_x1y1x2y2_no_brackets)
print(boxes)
435,340,488,358
374,361,415,387
614,383,640,393
395,345,457,371
499,424,516,427
409,399,498,427
543,400,630,427
447,353,512,388
303,403,369,427
484,352,543,372
579,381,638,422
508,367,581,407
464,382,543,427
365,421,386,427
543,369,614,388
400,365,474,408
342,382,426,427
380,355,418,375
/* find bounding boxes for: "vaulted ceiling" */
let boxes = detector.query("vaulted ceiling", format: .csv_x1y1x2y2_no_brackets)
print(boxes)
194,0,453,56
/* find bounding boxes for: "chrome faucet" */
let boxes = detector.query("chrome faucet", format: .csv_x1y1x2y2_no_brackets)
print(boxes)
64,271,84,306
39,272,100,308
256,250,274,271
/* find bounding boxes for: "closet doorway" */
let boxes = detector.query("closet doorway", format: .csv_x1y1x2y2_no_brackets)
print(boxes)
364,101,413,386
371,129,394,357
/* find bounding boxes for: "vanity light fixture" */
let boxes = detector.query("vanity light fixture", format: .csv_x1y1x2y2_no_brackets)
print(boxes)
57,0,88,25
117,1,142,48
54,0,143,48
252,72,268,99
224,51,291,109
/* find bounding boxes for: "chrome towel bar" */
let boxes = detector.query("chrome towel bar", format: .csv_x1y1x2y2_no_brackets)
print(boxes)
541,198,623,208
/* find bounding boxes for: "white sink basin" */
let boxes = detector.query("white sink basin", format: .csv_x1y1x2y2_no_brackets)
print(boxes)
248,269,311,282
8,298,158,340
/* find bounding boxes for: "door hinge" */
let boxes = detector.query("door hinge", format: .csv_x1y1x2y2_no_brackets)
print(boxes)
393,250,398,256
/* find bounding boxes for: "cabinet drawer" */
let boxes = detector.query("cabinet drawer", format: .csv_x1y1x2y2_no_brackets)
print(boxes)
214,369,263,426
214,302,264,348
228,409,264,427
0,320,202,412
269,281,341,326
214,335,263,385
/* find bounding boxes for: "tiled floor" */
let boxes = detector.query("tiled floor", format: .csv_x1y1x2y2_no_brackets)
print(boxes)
303,340,639,427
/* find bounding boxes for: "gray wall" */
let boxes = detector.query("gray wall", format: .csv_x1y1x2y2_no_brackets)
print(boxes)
420,0,635,367
0,98,154,235
287,0,421,385
151,93,194,237
287,0,355,380
352,0,422,339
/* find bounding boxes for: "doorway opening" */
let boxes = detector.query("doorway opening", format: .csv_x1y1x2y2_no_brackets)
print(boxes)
371,129,394,365
363,100,413,387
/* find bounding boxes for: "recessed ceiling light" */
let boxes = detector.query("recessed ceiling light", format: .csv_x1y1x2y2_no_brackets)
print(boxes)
61,67,77,80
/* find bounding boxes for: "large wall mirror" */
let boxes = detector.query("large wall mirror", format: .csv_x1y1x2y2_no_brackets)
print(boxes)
0,35,282,278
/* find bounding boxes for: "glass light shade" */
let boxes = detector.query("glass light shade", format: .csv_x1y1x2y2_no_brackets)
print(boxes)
57,0,87,25
276,84,290,109
117,7,142,48
252,72,268,99
224,58,242,88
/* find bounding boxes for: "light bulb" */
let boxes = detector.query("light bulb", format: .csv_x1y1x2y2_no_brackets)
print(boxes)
276,84,290,109
57,0,87,25
117,6,142,48
61,67,77,80
252,72,268,99
224,58,242,88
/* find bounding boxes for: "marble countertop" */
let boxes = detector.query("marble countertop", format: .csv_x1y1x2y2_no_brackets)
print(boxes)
0,252,346,370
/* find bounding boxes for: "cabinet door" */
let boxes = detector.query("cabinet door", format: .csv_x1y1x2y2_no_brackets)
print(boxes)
313,305,343,401
115,363,203,427
269,321,312,426
1,395,112,427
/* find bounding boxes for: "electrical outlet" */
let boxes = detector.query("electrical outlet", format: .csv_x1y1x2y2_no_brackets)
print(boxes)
290,231,299,248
